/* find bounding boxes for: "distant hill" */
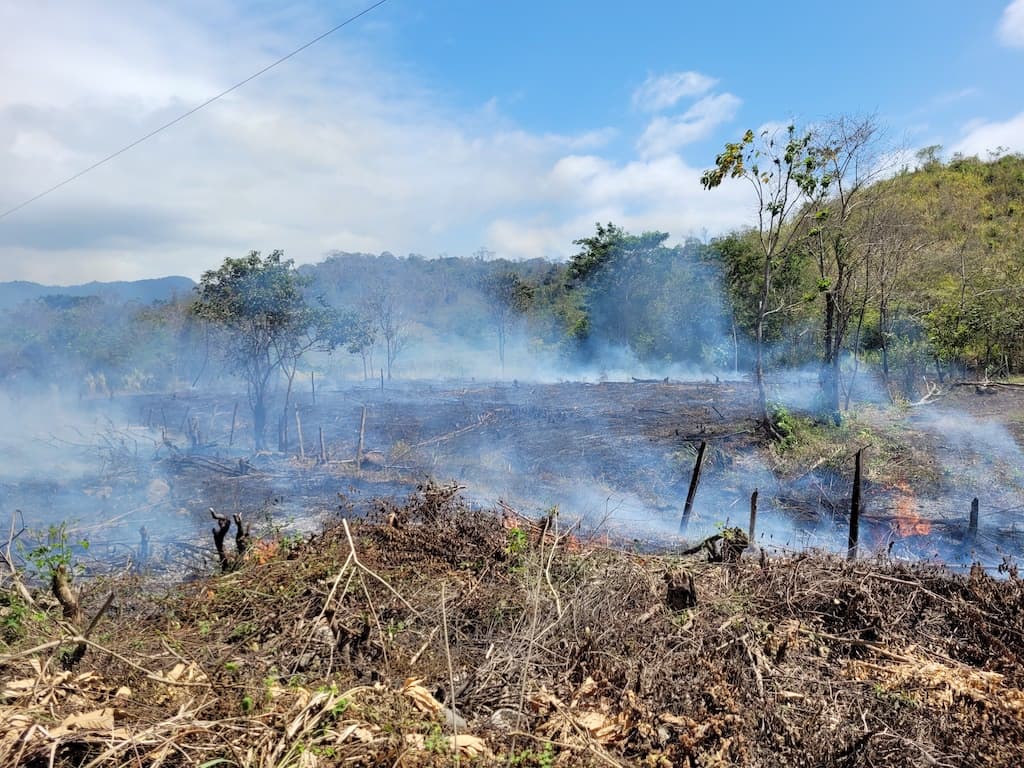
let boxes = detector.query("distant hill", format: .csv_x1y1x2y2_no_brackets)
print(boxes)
0,276,195,310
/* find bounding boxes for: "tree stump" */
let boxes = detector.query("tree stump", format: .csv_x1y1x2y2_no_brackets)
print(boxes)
664,570,697,610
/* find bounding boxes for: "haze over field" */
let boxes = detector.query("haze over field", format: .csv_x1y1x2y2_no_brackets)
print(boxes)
1,1,1023,282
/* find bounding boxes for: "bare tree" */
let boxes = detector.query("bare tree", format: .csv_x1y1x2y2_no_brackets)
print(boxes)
366,283,409,380
801,116,890,422
480,271,533,375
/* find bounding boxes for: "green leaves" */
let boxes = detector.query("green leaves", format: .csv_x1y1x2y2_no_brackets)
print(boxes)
191,250,335,448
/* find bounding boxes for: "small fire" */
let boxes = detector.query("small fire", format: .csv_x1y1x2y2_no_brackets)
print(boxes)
892,480,930,536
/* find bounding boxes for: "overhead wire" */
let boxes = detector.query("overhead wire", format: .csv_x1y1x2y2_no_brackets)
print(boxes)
0,0,391,222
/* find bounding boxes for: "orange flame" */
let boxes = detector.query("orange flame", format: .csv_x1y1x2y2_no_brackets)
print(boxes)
892,481,930,536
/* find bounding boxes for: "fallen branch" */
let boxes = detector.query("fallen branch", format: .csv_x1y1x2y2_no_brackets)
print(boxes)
411,412,495,449
908,381,943,406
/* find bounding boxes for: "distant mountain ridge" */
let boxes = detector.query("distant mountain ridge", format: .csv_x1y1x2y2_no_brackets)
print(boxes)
0,276,195,310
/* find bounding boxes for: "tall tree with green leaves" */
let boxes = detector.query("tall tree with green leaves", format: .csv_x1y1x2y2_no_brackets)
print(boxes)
192,250,337,450
702,125,824,427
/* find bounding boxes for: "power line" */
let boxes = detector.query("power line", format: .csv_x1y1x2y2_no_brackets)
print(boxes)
0,0,391,222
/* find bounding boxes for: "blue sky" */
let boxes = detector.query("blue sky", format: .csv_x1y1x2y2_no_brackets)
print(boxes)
0,0,1022,282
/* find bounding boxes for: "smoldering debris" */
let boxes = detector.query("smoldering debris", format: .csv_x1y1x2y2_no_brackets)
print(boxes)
3,376,1024,581
4,490,1024,767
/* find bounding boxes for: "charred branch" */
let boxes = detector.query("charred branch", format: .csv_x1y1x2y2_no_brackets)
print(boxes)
848,448,864,560
679,440,707,534
137,526,149,570
211,508,231,572
679,529,748,562
234,513,252,557
51,564,83,627
664,569,697,609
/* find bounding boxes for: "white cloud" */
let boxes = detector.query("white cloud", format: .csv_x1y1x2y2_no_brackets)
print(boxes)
488,153,752,261
0,3,747,283
632,71,717,112
952,111,1024,156
0,2,595,281
637,93,741,158
998,0,1024,47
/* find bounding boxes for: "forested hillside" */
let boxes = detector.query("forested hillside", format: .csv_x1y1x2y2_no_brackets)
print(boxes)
0,151,1020,405
708,149,1024,406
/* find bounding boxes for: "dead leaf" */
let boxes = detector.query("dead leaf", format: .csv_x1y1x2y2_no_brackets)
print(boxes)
401,677,443,715
404,733,490,758
49,707,116,738
575,710,627,743
161,662,207,684
450,734,489,758
573,676,599,701
1,678,38,700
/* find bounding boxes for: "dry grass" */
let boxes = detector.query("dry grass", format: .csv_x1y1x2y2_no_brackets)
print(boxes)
3,484,1024,767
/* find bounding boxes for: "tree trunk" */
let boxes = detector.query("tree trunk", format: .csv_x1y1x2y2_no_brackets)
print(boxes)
253,398,267,451
755,253,771,426
822,290,841,423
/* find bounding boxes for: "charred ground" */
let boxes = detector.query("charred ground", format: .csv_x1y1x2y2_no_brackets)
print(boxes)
6,376,1023,576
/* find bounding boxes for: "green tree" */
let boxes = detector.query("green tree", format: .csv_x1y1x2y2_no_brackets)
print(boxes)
568,222,627,281
702,125,824,427
566,223,728,365
192,250,337,450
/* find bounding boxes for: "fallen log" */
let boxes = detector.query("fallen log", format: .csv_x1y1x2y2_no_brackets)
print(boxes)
955,380,1024,389
631,376,669,383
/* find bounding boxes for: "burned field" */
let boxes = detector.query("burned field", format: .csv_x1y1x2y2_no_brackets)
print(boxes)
5,376,1024,578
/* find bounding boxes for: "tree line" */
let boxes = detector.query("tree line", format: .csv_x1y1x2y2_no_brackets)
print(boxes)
0,121,1020,445
703,117,1024,428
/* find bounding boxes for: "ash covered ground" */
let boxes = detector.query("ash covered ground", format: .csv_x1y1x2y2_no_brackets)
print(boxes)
3,376,1024,577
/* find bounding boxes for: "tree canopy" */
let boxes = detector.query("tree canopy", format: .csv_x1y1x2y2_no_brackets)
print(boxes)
192,250,339,449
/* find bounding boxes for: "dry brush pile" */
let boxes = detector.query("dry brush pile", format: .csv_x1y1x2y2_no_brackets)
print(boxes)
2,483,1024,767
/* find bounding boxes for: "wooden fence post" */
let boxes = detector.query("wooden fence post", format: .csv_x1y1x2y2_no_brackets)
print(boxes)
848,448,864,560
679,440,707,534
748,488,759,545
968,497,979,542
229,401,238,447
356,405,367,471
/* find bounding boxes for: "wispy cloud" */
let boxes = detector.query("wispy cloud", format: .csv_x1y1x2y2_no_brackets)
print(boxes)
952,111,1024,156
636,93,741,158
0,4,746,282
486,152,751,260
998,0,1024,47
632,71,717,112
